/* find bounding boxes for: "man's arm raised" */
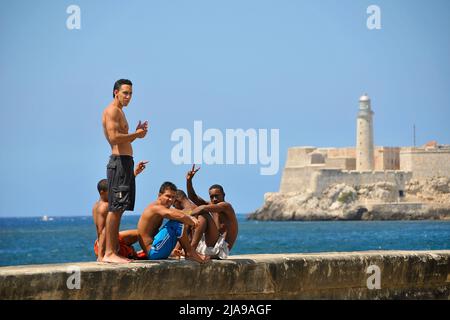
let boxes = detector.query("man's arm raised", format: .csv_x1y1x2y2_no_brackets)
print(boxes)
105,108,147,145
186,164,208,206
158,206,199,228
191,202,232,215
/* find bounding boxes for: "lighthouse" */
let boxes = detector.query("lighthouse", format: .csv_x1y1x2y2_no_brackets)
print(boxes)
356,93,374,171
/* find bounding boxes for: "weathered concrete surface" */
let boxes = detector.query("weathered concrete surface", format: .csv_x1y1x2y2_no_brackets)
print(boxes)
1,251,449,300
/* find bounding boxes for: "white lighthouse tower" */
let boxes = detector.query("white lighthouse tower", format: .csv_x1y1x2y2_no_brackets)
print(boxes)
356,93,375,171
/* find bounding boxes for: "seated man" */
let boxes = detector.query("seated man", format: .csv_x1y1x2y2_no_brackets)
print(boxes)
92,160,148,262
186,165,238,259
173,190,220,255
94,229,138,260
137,181,209,263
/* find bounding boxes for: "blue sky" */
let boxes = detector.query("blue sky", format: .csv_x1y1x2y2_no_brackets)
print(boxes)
0,0,449,217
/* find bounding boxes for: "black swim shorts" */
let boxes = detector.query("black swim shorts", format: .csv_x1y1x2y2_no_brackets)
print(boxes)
106,155,136,212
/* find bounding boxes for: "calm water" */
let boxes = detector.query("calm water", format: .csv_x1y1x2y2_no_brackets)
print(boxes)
0,215,449,266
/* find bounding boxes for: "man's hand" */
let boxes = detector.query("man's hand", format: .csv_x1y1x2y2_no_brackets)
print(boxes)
188,215,199,228
136,120,149,131
186,164,200,181
134,160,149,176
191,205,206,217
135,120,149,139
135,129,147,139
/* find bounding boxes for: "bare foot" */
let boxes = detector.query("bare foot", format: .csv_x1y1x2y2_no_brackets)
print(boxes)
198,253,210,262
185,251,210,263
96,257,103,262
169,249,185,260
102,253,132,264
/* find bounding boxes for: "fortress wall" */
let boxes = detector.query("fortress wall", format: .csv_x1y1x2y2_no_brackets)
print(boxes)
400,150,450,179
1,251,449,300
400,149,414,171
374,147,400,171
324,158,356,170
327,147,356,159
285,147,317,167
280,146,449,195
279,167,315,193
279,165,413,195
312,170,412,195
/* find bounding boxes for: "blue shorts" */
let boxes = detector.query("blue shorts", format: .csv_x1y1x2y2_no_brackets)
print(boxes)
149,220,184,260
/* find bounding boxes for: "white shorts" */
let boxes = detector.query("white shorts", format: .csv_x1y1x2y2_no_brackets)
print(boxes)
196,234,229,259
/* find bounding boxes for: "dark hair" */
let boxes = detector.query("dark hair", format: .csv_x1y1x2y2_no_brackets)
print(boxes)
113,79,132,98
159,181,177,194
176,189,187,199
209,184,225,194
97,179,108,194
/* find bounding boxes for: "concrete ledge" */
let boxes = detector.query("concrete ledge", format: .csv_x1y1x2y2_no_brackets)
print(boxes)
1,251,450,299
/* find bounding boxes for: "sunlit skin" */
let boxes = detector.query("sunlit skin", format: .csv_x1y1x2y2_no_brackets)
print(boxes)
137,188,210,263
186,165,238,251
92,162,148,262
102,85,149,156
92,190,109,261
101,82,149,264
173,192,220,253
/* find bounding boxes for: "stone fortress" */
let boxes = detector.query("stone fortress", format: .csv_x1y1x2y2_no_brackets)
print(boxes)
250,94,450,220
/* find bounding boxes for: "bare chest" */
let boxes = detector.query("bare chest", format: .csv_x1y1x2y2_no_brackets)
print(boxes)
118,111,129,133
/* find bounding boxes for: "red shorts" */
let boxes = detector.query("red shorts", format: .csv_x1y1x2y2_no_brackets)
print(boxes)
94,234,137,259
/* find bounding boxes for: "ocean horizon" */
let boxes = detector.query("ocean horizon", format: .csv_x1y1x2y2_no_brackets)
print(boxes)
1,214,449,267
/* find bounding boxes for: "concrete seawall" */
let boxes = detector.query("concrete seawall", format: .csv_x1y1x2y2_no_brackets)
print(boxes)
1,251,449,300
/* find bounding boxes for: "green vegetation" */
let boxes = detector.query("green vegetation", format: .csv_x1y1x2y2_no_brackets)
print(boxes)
337,191,355,203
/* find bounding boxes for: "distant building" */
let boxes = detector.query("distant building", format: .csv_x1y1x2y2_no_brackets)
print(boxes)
356,94,375,171
400,144,450,179
279,93,450,195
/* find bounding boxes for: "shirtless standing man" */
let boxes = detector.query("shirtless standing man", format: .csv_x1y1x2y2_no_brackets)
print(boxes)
137,182,209,263
102,79,148,263
186,165,238,258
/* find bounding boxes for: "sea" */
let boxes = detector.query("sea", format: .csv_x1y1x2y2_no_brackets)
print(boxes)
0,214,449,267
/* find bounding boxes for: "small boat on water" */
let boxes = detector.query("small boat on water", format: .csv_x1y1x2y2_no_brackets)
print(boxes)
41,215,54,221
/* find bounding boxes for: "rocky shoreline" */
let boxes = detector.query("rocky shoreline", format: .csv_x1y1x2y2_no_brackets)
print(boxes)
248,177,450,221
